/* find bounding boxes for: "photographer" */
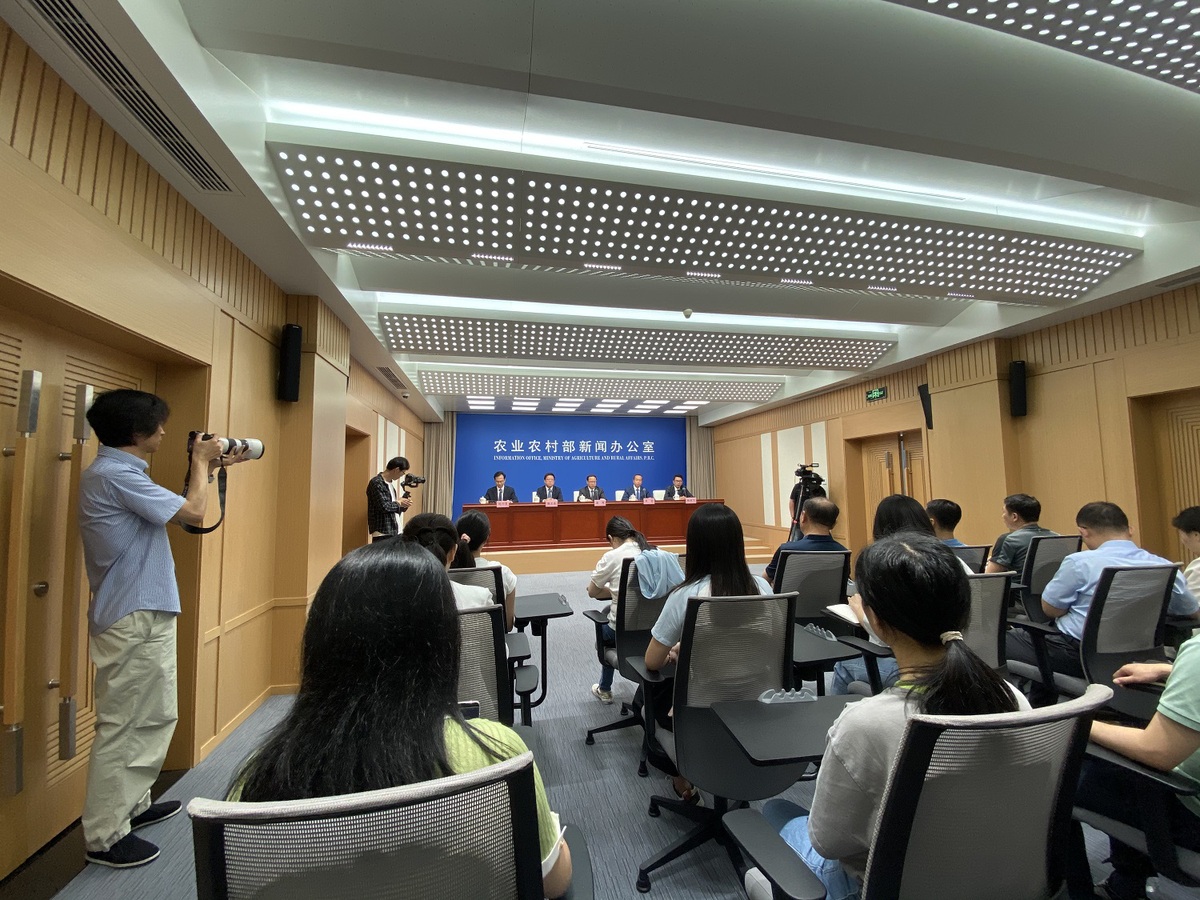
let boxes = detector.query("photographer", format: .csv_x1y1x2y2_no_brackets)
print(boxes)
367,456,417,541
79,389,246,869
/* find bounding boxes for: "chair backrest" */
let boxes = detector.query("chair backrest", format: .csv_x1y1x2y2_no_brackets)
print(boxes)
613,557,673,676
950,544,990,574
457,604,511,726
674,592,805,800
1081,565,1176,678
652,489,665,500
189,751,544,900
964,572,1013,669
1019,535,1083,621
530,491,538,503
450,565,505,605
615,490,625,500
860,684,1112,900
773,550,851,620
573,490,580,502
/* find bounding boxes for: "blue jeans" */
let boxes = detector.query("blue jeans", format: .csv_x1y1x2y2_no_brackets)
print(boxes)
599,623,616,691
761,800,861,900
831,656,900,695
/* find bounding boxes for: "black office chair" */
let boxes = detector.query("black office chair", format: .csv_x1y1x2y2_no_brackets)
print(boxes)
727,684,1113,900
1034,564,1177,720
456,604,512,726
584,556,677,776
773,550,857,694
1005,534,1082,688
189,751,595,899
636,591,804,893
950,543,990,573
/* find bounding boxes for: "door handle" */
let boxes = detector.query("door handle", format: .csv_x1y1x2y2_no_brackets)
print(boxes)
58,383,93,760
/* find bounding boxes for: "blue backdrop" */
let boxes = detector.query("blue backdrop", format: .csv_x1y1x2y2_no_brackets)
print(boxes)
453,414,687,517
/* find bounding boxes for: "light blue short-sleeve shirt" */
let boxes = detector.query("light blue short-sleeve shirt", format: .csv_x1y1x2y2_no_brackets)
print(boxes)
79,446,186,635
650,574,773,647
1041,539,1198,641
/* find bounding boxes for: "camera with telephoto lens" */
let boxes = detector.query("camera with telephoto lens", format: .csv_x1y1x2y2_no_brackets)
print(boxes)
401,473,426,499
187,431,266,461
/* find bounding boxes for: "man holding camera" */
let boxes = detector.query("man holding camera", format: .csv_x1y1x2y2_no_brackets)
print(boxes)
79,389,245,868
367,456,413,541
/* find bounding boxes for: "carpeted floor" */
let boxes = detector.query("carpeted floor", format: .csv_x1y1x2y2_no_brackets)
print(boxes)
51,566,1120,899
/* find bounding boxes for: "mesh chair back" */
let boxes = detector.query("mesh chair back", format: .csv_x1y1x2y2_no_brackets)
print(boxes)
964,572,1012,669
673,592,805,800
457,605,510,726
1019,535,1082,621
614,556,674,680
773,550,851,620
1085,565,1175,658
861,684,1112,900
450,566,505,604
950,544,990,574
189,752,544,900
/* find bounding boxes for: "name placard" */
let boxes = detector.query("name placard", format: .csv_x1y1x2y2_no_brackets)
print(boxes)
594,498,607,506
684,496,698,504
544,498,559,507
642,497,655,505
495,500,511,508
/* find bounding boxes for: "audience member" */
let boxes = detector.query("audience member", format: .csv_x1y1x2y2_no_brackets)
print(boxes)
1173,506,1200,597
1077,640,1200,900
926,498,966,547
664,475,693,500
227,541,572,897
626,473,649,501
645,503,771,803
483,470,517,503
577,474,606,501
763,497,848,585
402,513,490,611
536,472,563,502
985,493,1056,575
587,516,649,704
1007,501,1199,707
830,494,939,695
758,533,1025,900
456,509,517,628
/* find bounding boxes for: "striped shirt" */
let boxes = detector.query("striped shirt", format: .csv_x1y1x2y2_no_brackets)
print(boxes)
79,446,186,635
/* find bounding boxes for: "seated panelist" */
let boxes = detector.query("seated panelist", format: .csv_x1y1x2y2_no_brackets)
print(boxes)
536,472,563,502
625,473,649,501
578,474,606,502
483,470,518,503
663,474,693,500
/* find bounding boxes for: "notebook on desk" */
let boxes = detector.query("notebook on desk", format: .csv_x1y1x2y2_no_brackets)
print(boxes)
825,603,859,626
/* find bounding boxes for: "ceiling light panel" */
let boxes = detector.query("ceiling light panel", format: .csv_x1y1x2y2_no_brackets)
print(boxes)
269,143,1139,304
885,0,1200,95
418,372,781,403
379,313,892,369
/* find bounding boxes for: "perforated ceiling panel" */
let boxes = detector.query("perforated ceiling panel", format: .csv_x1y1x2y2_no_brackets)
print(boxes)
269,144,1139,304
380,313,892,369
417,371,781,404
885,0,1200,95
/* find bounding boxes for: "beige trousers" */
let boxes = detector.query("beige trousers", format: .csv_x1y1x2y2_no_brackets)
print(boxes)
81,610,178,852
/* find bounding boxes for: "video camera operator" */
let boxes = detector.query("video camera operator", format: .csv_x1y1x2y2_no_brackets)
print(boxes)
788,463,827,542
78,389,247,869
366,456,425,541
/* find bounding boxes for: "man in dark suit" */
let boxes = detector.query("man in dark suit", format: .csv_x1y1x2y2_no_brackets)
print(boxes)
664,474,693,500
763,497,847,584
535,472,563,502
483,470,518,503
366,456,412,541
577,474,606,501
625,473,648,501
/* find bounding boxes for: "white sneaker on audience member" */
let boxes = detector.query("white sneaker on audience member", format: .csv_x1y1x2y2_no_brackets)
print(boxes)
590,684,613,704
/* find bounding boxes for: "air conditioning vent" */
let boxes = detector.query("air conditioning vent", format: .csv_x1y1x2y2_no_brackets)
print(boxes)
23,0,233,193
1158,269,1200,291
376,367,406,389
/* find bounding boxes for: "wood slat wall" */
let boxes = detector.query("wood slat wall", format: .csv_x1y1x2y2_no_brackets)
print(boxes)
348,358,423,435
926,339,1007,391
0,21,287,339
285,294,351,375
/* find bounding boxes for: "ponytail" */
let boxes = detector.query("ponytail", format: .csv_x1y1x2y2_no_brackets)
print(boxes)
448,537,476,570
909,632,1017,716
401,513,458,566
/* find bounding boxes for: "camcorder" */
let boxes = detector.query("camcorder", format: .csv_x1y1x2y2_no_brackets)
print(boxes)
187,431,266,460
794,462,824,490
401,473,426,499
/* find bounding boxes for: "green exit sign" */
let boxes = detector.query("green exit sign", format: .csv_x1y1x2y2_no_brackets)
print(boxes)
865,386,888,402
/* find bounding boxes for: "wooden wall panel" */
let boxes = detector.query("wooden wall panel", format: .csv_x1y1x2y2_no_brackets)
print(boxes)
348,358,421,434
286,294,351,375
926,340,1004,391
714,433,764,524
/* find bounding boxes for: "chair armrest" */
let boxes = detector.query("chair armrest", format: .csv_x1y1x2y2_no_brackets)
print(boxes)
506,632,532,662
836,635,894,659
1006,617,1058,635
627,658,676,684
560,822,595,900
582,609,609,625
722,808,827,900
1086,743,1200,796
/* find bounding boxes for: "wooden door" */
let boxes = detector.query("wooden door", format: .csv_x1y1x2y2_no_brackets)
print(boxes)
0,300,156,880
901,431,929,507
861,434,902,533
1133,389,1200,564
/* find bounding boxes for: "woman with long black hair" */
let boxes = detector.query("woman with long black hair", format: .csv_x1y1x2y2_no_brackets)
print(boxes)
760,532,1025,900
228,540,572,897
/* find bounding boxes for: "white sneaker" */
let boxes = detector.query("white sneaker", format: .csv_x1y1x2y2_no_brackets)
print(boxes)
591,684,614,704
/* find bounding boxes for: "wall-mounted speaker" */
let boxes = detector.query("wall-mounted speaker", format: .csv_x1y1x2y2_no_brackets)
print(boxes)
1009,360,1028,417
277,324,302,402
917,383,933,430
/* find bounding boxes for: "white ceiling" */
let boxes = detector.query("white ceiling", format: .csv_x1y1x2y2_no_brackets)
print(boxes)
5,0,1200,423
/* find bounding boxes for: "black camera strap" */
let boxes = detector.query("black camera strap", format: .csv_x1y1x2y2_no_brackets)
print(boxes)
179,466,227,535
